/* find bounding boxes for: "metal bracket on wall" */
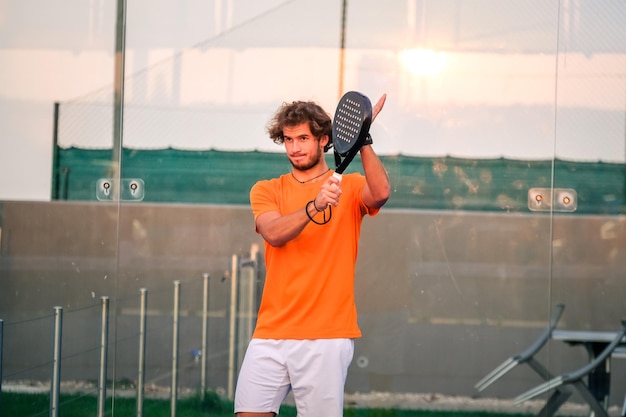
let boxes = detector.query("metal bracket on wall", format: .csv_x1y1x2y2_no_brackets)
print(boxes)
528,187,577,212
96,178,145,201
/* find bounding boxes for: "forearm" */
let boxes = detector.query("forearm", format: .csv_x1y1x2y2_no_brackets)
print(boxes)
256,200,321,247
360,145,391,208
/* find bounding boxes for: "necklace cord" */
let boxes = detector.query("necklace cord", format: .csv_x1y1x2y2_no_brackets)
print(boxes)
292,169,330,183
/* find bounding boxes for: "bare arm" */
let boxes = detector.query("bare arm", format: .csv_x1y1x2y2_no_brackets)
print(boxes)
361,94,391,209
361,145,390,209
255,176,342,247
255,207,313,247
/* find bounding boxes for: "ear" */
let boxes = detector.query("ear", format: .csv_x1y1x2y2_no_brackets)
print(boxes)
319,134,329,149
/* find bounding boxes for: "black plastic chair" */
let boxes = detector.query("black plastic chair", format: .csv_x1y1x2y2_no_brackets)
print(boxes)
613,347,626,417
475,304,566,392
514,320,626,417
475,304,572,417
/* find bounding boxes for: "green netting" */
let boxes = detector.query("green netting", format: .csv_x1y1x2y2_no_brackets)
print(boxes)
53,147,625,214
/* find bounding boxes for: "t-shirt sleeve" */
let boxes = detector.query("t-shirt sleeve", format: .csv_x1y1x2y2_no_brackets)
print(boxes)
249,179,279,221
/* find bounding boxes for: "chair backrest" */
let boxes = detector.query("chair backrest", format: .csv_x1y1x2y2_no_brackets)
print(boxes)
516,303,565,361
568,320,626,381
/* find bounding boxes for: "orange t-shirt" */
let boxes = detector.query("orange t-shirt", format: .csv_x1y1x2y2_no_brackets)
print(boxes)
249,171,379,339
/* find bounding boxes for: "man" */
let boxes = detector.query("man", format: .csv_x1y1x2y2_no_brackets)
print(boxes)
234,94,390,417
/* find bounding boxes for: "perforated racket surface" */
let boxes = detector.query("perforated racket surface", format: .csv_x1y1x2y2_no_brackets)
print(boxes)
332,91,372,178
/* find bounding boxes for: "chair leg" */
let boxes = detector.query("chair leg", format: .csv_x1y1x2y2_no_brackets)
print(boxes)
536,388,573,417
527,357,557,381
572,380,610,417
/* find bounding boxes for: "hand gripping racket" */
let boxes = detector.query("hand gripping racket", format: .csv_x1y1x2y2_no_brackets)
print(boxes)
331,91,373,181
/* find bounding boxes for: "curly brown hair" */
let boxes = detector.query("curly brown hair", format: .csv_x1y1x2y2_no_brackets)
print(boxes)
266,101,333,152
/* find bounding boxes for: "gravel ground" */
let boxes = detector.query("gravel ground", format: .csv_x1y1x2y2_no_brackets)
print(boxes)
343,391,598,416
3,381,623,416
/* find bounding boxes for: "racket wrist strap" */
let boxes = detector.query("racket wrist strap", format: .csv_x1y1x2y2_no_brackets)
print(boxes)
362,133,373,146
306,200,332,225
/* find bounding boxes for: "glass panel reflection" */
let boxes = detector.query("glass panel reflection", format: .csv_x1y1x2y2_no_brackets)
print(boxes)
1,1,625,416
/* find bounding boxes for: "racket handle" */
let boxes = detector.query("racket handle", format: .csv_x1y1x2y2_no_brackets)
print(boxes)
332,172,342,182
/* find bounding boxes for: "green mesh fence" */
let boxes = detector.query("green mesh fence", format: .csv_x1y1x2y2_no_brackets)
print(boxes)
53,147,625,215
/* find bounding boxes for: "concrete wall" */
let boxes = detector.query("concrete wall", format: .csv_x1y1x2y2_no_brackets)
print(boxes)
1,201,625,406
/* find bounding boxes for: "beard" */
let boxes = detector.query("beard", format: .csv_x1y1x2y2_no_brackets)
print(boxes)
289,145,324,172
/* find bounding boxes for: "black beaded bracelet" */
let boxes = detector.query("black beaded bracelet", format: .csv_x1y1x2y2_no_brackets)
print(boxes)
313,199,323,212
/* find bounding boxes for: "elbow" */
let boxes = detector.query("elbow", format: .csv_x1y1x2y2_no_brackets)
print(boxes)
377,183,392,206
256,214,288,247
372,187,391,209
261,230,288,247
364,181,391,209
382,184,392,202
262,233,284,248
265,238,285,248
377,195,391,209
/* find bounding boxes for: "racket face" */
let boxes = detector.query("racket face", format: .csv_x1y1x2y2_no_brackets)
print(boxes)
332,91,372,156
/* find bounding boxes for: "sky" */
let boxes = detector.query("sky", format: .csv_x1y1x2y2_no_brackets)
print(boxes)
1,0,625,200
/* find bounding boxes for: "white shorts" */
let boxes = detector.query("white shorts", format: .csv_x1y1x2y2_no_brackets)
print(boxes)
234,338,354,417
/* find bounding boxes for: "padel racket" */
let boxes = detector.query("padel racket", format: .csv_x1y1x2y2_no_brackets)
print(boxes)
331,91,373,180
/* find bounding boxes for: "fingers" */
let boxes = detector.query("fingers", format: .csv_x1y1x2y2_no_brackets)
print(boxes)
372,93,387,122
316,177,342,209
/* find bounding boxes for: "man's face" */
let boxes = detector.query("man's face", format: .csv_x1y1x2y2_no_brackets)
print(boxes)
283,123,328,171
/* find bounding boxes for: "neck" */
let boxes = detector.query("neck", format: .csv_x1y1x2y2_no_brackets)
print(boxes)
291,167,330,183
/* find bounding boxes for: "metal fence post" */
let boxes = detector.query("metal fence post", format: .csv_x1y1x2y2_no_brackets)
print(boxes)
237,247,258,376
227,254,239,400
50,306,63,417
201,273,209,399
97,297,110,417
1,318,3,417
137,288,147,417
171,280,181,417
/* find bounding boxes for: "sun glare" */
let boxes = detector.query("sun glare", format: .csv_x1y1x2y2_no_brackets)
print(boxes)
400,48,447,76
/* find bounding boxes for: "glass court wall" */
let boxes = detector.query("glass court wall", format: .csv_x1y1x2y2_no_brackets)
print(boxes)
1,0,625,415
